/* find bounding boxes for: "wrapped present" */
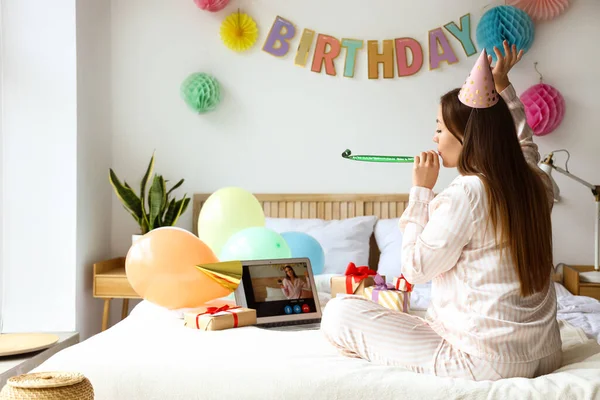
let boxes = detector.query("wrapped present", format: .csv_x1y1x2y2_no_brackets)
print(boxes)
392,275,413,292
331,262,379,298
184,305,256,331
363,273,412,313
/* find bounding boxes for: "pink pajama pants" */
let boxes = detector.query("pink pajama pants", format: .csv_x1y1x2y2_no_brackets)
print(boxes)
321,295,562,381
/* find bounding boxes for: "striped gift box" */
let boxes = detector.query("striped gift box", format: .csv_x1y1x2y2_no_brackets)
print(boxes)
364,286,410,313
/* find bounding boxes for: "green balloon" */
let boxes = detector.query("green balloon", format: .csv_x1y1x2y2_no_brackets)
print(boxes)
219,227,292,261
198,187,265,257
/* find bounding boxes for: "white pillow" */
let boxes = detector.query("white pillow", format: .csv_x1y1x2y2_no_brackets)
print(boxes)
374,218,403,283
265,216,377,275
265,286,287,301
313,273,341,294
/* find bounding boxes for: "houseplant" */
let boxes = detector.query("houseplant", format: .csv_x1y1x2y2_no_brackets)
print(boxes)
109,151,190,243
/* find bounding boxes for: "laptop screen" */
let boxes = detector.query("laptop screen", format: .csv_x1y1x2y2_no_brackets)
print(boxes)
235,258,321,323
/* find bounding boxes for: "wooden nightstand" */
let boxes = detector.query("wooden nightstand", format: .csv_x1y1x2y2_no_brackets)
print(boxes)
93,257,140,331
563,264,600,301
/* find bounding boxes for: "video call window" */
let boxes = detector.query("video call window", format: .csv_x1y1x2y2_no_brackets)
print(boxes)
249,263,314,302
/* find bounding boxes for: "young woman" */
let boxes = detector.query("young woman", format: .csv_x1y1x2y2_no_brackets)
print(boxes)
279,265,311,299
321,41,562,381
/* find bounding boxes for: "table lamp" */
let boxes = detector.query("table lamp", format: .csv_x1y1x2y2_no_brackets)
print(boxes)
539,150,600,283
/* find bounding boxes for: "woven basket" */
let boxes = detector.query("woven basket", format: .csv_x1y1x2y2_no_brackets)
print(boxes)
0,372,94,400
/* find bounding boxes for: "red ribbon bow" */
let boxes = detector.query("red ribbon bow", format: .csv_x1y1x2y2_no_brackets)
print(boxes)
395,275,414,293
195,305,241,329
344,262,377,294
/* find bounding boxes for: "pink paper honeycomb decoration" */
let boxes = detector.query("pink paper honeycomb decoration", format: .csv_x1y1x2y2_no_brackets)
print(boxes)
520,83,566,136
194,0,229,12
507,0,570,21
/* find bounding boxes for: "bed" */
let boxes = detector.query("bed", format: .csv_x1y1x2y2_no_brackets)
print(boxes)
32,193,600,399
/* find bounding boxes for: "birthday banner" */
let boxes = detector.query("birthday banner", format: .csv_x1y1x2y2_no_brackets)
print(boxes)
261,14,477,79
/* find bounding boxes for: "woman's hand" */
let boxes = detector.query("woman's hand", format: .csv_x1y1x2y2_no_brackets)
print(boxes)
413,151,440,190
487,40,524,94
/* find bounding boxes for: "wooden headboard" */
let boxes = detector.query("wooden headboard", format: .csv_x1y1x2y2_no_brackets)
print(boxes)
192,193,410,270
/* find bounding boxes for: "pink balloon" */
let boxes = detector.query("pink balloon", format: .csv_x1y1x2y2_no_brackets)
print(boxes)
507,0,570,21
520,83,566,137
194,0,229,12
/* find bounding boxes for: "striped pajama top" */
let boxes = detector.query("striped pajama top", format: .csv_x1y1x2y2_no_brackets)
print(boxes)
399,84,562,363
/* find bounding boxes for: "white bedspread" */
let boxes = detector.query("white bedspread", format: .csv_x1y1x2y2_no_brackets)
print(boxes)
33,296,600,400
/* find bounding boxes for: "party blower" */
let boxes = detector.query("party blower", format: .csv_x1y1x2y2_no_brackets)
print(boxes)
341,149,414,163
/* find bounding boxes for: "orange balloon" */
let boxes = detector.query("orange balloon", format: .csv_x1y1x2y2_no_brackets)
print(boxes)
125,227,230,309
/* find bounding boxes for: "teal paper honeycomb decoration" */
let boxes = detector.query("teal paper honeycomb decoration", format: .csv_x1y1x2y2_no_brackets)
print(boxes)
476,5,535,62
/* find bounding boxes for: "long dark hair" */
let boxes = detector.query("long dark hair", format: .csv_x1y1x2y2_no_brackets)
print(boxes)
283,265,297,281
440,88,553,297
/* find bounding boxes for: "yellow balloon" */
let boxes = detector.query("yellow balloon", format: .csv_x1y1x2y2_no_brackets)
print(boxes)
198,187,265,256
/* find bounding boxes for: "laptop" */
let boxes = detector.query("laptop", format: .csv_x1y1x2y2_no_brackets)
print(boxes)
233,257,322,331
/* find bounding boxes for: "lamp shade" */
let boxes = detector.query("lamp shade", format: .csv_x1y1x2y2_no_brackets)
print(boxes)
538,161,560,202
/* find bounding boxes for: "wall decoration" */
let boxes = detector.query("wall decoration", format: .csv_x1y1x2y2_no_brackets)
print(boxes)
444,14,477,57
295,29,316,67
428,28,459,70
367,40,395,79
262,16,297,57
194,0,230,13
180,72,221,114
340,39,364,78
520,63,565,136
507,0,570,21
261,13,480,79
395,38,423,77
220,10,258,52
312,34,343,76
476,5,535,62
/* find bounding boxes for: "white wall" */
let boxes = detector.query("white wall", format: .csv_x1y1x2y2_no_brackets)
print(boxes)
109,0,600,269
1,0,111,339
75,0,113,341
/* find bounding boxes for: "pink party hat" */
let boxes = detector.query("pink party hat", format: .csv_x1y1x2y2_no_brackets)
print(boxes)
458,49,498,109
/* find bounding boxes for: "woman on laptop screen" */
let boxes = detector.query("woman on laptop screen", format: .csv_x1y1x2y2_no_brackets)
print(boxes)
279,265,312,299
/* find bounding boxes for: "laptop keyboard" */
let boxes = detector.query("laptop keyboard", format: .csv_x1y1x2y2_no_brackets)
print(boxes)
260,318,321,329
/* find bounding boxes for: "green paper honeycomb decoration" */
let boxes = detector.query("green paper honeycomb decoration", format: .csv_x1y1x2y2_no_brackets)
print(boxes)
180,73,221,114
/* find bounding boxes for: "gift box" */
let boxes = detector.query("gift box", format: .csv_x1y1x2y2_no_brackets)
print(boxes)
363,274,412,313
392,275,413,292
184,305,256,331
331,262,379,298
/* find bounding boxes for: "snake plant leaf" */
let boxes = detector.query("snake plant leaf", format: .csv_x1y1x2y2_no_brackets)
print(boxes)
179,196,190,216
109,169,143,218
148,175,164,230
167,179,184,196
140,151,155,231
121,204,140,224
162,198,178,227
171,195,190,227
160,176,168,219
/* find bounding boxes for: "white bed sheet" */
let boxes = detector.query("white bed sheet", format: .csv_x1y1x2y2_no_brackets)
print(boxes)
33,295,600,400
